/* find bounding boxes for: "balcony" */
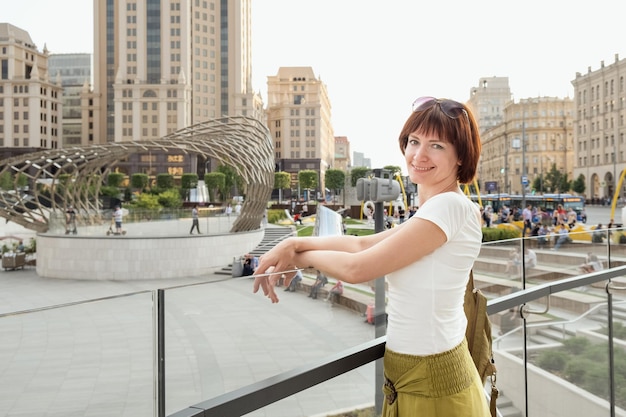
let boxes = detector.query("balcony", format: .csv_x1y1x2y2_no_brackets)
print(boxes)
1,230,625,416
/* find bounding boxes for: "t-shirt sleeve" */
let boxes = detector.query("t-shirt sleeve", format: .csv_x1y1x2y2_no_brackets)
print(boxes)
414,193,476,241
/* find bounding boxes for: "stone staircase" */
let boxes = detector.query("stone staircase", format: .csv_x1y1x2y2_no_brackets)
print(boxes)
215,225,296,276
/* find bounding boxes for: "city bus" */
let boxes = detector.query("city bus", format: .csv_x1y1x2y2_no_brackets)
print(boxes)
471,193,586,223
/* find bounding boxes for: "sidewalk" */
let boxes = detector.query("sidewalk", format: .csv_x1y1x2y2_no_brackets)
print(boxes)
0,267,376,417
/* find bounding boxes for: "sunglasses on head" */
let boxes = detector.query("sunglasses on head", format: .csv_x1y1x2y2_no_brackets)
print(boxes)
411,96,468,120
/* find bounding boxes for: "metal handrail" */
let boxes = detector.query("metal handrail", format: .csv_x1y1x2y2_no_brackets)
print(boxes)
168,264,626,417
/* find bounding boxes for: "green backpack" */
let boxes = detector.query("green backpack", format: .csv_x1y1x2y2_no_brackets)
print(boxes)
464,270,499,416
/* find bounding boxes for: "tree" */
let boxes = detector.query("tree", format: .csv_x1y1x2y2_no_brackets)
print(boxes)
156,173,174,190
205,172,225,202
350,167,370,187
274,172,291,202
572,174,586,195
298,170,318,201
383,165,403,176
532,176,544,194
181,173,199,201
131,173,149,191
325,169,345,203
107,172,125,188
181,173,198,190
216,164,243,199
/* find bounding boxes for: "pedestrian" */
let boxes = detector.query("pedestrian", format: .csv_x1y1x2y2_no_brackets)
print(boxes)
307,270,327,299
325,280,344,306
284,269,303,292
253,96,490,416
65,204,77,234
113,205,123,234
189,204,201,234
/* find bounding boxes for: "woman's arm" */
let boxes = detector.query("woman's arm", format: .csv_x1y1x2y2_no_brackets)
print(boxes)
254,218,447,302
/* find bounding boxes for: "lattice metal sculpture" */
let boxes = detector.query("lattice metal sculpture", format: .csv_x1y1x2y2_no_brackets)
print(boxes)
0,116,274,233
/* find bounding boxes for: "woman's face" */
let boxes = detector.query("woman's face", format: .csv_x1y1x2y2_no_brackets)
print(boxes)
404,130,459,188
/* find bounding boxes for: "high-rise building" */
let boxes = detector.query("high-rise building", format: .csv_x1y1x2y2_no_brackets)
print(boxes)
49,53,93,147
266,67,334,200
571,54,626,201
352,151,371,169
467,76,512,136
0,23,62,156
93,0,263,176
334,136,350,171
479,97,575,195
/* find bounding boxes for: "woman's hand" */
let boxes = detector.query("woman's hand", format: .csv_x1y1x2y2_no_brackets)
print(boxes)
252,238,298,303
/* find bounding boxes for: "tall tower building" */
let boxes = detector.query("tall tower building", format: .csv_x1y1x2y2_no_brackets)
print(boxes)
467,76,512,136
93,0,263,175
572,54,626,201
267,67,334,201
49,53,93,147
0,23,62,156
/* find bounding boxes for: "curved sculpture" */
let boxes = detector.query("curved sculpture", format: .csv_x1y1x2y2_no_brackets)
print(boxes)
0,116,274,233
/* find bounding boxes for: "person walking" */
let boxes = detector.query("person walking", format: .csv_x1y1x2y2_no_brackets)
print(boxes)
253,96,489,416
189,204,201,234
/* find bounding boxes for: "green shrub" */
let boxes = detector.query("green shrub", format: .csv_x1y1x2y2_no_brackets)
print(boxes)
482,227,522,242
266,209,286,224
537,350,567,372
563,336,591,355
157,189,182,208
107,172,125,187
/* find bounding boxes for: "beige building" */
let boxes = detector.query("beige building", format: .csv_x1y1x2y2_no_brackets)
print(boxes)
93,0,263,175
0,23,62,155
467,76,512,135
334,136,351,171
571,54,626,201
479,97,575,196
266,67,334,200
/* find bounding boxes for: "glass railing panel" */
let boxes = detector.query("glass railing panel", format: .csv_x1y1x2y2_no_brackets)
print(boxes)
0,292,155,417
491,240,622,417
476,238,525,294
163,276,376,417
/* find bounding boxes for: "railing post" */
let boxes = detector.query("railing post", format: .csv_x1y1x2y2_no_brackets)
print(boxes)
157,289,165,417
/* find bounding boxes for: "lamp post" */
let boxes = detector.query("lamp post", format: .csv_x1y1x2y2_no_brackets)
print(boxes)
521,108,527,209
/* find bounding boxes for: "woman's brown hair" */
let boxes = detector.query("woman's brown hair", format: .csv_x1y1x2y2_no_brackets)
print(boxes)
398,100,481,184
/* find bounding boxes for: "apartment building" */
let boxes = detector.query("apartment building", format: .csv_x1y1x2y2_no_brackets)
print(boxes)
0,23,62,158
571,54,626,201
334,136,351,171
93,0,264,176
48,53,94,147
479,97,575,196
467,76,512,135
266,67,334,201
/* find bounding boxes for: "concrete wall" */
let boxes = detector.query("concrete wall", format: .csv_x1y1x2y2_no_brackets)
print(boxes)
36,228,263,280
494,350,626,417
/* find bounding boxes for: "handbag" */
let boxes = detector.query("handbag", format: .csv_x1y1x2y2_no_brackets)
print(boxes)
464,270,499,417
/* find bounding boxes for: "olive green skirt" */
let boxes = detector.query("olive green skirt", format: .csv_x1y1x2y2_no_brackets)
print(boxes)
382,339,490,417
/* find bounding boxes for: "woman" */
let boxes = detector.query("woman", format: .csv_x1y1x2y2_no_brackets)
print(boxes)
253,96,489,416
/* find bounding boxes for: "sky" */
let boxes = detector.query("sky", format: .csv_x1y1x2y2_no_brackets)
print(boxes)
4,0,626,173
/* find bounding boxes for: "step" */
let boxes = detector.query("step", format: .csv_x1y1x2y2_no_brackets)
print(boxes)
536,328,568,342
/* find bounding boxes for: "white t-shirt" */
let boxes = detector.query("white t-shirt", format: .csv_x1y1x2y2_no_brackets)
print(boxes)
385,191,482,356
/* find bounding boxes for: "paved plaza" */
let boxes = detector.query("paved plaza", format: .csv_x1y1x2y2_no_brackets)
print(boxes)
0,261,376,417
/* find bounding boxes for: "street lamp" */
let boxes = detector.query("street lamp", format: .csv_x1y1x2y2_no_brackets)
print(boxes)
521,109,527,209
